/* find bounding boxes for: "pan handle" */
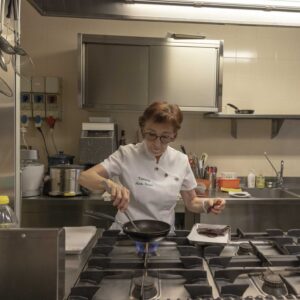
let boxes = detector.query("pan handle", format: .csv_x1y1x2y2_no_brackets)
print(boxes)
84,210,123,227
227,103,239,111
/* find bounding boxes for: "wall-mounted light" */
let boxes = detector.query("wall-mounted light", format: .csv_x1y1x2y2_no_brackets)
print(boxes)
126,0,300,12
123,0,300,26
168,33,206,39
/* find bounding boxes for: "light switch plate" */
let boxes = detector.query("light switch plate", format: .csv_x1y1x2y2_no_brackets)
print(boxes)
46,77,62,94
21,77,31,92
31,76,45,93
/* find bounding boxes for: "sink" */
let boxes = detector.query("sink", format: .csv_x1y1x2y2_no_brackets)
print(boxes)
243,188,299,199
284,188,300,197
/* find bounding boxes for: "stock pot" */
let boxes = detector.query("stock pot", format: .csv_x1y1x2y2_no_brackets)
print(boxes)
49,164,84,196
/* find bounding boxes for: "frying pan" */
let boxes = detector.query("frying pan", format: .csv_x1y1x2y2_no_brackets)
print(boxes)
227,103,255,114
84,210,170,243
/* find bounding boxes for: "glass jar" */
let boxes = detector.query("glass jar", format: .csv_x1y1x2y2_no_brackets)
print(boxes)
256,174,265,189
0,195,18,228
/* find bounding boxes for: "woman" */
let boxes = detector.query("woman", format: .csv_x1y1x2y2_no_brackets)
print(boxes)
79,101,225,229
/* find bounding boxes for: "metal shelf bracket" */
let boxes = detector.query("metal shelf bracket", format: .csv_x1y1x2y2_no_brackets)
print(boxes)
230,119,238,138
230,118,285,139
271,119,284,139
204,113,298,139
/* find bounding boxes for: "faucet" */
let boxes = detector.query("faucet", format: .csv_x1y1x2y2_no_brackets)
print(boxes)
264,152,284,188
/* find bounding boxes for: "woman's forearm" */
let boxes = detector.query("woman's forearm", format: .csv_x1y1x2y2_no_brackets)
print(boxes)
181,190,225,215
79,165,109,192
184,196,207,213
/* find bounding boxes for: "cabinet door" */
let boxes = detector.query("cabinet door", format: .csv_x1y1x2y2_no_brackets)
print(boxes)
149,45,218,111
84,44,149,110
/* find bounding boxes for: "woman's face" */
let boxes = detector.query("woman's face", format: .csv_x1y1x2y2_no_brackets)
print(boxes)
142,120,176,157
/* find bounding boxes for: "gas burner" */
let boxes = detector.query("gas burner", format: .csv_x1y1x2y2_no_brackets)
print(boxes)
261,272,288,297
135,242,158,257
237,243,253,255
132,276,159,300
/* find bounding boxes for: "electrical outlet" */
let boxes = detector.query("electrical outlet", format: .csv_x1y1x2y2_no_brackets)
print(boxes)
32,93,46,117
45,94,62,120
34,115,43,127
20,92,32,118
21,114,29,127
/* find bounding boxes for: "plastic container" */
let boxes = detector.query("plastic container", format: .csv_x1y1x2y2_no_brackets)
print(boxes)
0,195,18,228
256,174,265,189
220,171,237,179
218,178,240,189
247,170,256,188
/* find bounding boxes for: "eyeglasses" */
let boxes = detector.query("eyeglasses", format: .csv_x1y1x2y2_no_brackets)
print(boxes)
143,131,174,144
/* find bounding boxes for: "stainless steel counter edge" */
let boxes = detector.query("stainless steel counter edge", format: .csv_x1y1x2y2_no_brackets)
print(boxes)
23,190,300,202
64,228,103,299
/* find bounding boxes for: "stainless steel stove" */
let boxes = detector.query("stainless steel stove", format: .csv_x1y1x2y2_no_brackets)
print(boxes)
68,228,300,300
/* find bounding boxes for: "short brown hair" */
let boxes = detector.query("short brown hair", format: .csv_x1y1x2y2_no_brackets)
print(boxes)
139,101,183,132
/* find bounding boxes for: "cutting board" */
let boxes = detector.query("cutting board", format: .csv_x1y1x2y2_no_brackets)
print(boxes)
64,226,97,254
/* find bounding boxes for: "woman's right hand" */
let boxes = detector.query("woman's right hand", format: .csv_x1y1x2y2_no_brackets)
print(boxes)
104,180,130,212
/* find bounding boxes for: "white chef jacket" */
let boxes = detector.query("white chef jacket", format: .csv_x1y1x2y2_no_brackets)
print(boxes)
100,141,197,230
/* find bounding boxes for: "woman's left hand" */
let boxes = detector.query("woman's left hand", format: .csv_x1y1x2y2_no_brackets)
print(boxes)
205,198,226,214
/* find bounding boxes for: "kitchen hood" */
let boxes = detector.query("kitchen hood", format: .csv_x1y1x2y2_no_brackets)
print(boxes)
27,0,300,27
27,0,129,19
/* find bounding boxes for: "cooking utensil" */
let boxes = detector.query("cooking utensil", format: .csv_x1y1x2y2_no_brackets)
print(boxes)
123,210,140,232
227,103,255,114
200,152,208,164
0,0,7,71
0,50,6,70
84,210,171,243
0,76,12,96
5,0,34,77
6,0,27,56
200,152,208,178
0,0,15,55
100,180,139,231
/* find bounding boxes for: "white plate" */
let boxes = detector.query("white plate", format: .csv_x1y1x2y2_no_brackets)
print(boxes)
228,191,250,198
187,223,231,245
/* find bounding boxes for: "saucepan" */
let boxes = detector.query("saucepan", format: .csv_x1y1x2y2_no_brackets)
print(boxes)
227,103,255,114
84,210,170,243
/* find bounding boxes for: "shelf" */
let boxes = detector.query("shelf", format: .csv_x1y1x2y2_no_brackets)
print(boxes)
204,113,300,138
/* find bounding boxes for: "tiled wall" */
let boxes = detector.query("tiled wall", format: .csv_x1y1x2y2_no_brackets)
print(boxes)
21,1,300,176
